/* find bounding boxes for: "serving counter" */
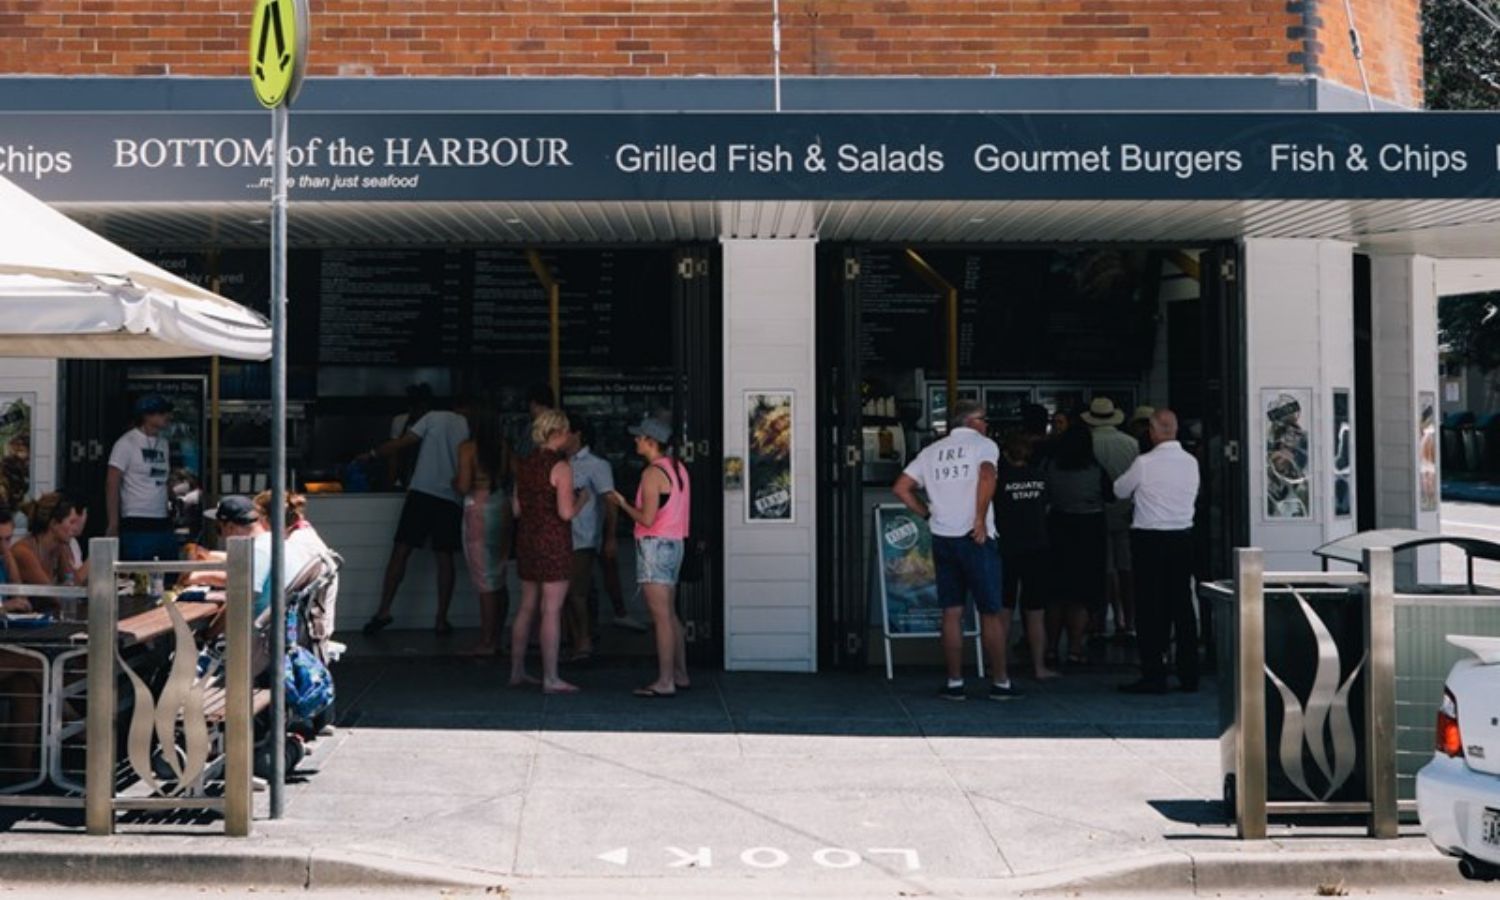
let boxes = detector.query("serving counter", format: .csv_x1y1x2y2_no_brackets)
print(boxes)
304,493,637,632
304,494,483,631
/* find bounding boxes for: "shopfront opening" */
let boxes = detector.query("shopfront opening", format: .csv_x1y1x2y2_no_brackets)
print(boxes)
815,243,1247,671
61,241,724,666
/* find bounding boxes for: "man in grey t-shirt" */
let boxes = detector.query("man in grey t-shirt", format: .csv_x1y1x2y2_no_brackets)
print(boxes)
361,398,471,637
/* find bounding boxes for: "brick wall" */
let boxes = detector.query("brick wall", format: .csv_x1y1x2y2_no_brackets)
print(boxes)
1302,0,1424,107
0,1,1421,103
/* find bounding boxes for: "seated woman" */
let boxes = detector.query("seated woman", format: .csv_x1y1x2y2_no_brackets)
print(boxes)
1,499,59,786
12,492,79,588
254,490,339,662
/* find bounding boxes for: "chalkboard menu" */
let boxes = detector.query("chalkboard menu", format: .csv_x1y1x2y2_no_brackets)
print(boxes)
310,248,672,369
857,251,942,371
318,249,466,364
470,250,549,363
138,246,678,371
856,247,1158,377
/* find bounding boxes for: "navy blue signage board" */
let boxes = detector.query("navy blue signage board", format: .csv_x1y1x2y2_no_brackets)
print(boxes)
5,112,1500,202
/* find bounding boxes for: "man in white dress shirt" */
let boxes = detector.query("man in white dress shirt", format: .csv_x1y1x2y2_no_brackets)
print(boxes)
1112,409,1201,694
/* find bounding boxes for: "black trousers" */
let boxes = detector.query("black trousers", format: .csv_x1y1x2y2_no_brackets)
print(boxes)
1131,529,1198,686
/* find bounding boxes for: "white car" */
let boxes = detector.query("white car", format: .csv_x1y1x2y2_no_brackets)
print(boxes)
1417,635,1500,882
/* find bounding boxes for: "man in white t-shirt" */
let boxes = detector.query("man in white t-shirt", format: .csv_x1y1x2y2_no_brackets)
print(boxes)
361,398,471,637
106,394,177,562
893,400,1018,701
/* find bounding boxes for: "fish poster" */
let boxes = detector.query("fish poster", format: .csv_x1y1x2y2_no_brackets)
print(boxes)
1419,391,1438,512
0,393,35,508
1264,388,1312,520
746,391,793,522
1332,389,1352,518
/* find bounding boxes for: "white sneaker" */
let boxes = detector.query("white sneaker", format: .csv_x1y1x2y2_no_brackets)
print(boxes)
612,615,648,633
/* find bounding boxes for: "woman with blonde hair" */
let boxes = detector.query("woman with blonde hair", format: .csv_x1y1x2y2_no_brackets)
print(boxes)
13,492,82,586
510,408,589,693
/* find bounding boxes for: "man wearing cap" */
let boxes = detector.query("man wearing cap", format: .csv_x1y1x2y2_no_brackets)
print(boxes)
186,496,309,618
1082,396,1140,640
892,400,1018,701
106,394,177,562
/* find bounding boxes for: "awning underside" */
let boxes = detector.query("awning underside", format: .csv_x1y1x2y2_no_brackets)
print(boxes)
58,198,1500,258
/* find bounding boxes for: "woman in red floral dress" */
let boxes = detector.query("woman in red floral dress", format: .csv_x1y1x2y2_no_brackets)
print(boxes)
510,408,589,693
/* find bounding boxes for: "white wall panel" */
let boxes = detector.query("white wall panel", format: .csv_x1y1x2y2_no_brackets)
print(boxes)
1370,255,1441,582
721,231,818,673
1243,239,1356,571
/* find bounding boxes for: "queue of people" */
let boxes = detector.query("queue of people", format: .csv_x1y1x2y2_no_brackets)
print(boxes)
894,397,1203,700
358,385,691,698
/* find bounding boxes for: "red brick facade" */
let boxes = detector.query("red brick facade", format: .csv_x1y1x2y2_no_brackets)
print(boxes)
0,1,1422,104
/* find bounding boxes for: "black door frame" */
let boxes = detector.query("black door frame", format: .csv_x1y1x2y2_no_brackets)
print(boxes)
672,244,726,669
815,240,1251,671
815,247,867,671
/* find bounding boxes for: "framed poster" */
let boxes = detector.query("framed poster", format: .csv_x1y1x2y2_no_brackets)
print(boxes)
745,391,794,522
1419,391,1439,512
927,383,980,435
1263,388,1313,521
983,387,1032,431
0,393,36,508
1332,389,1352,519
872,505,980,679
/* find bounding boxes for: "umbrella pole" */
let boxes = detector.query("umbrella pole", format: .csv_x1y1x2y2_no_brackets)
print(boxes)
269,101,289,820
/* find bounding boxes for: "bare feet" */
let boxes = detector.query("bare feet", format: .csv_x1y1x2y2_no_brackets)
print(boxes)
508,673,540,688
1033,667,1062,681
542,680,580,695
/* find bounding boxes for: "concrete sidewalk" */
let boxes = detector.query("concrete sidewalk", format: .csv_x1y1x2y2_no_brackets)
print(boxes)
0,655,1470,895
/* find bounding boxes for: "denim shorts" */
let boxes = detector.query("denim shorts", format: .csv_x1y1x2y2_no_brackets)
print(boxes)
931,535,1004,615
636,536,684,585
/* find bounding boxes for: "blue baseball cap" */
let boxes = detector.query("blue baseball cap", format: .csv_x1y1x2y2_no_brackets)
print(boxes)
134,394,172,416
627,415,672,445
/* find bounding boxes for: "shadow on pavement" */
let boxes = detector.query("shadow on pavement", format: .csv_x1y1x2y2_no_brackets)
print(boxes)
332,651,1220,740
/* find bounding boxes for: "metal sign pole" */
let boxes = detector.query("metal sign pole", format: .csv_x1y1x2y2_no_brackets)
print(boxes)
250,0,306,826
268,99,289,819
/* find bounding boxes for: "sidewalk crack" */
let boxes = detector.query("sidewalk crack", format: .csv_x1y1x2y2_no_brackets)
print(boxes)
886,679,1016,877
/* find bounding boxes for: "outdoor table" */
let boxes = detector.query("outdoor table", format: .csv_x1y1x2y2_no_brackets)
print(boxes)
0,597,219,795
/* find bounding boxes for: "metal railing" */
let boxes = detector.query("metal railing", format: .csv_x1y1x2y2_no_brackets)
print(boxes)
1229,546,1398,840
0,537,255,836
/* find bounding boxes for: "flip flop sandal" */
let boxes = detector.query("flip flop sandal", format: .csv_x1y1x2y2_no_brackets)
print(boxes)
361,614,394,636
634,687,677,698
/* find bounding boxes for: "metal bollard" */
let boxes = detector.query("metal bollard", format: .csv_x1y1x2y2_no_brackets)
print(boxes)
1234,547,1267,840
1363,547,1398,839
84,538,119,836
223,536,255,836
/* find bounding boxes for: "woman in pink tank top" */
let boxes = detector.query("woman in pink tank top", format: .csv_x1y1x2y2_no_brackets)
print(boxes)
607,415,691,698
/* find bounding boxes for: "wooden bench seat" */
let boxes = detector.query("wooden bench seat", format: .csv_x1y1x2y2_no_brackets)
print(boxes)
202,686,272,724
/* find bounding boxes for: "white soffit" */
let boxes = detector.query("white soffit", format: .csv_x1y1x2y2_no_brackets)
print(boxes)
56,198,1500,257
1437,258,1500,296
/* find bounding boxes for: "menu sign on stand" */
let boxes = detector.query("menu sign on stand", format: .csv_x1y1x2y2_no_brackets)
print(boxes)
872,504,981,680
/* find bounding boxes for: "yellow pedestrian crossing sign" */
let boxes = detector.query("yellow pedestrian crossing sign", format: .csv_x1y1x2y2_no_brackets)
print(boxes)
249,0,308,108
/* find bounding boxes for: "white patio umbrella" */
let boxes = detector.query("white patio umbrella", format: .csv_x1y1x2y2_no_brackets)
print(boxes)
0,175,270,360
